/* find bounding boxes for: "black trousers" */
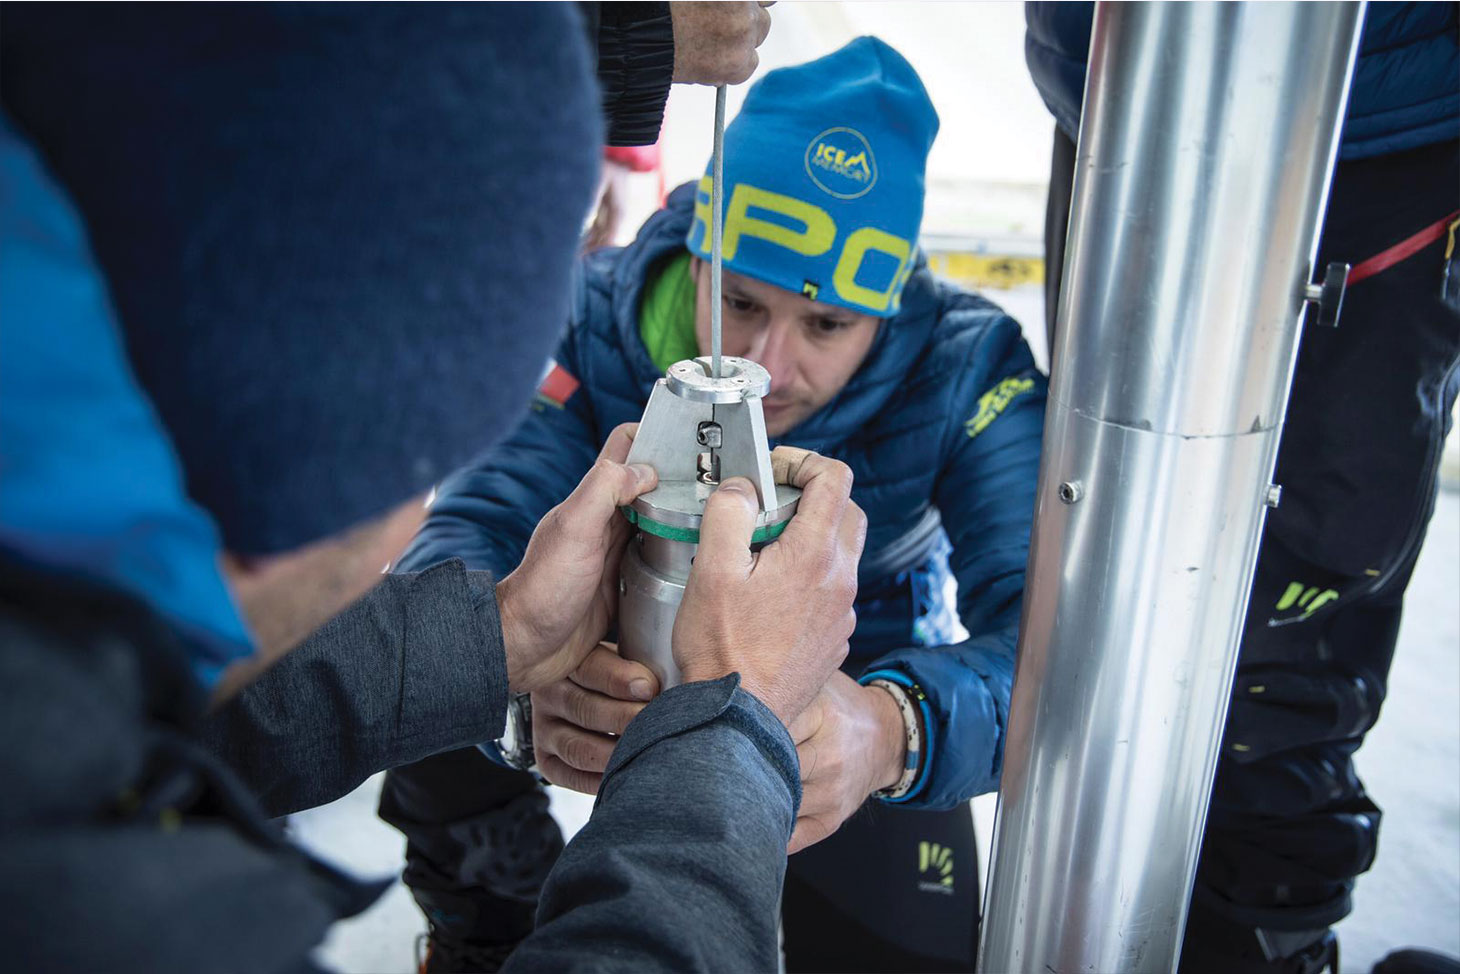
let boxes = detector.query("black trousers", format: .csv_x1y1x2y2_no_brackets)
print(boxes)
1044,128,1460,949
380,746,981,971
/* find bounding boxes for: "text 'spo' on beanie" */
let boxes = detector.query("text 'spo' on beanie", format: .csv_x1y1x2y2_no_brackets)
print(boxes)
1,4,602,555
687,36,939,318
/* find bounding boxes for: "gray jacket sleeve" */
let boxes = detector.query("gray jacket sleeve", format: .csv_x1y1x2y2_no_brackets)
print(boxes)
202,559,799,970
507,675,801,973
198,559,509,816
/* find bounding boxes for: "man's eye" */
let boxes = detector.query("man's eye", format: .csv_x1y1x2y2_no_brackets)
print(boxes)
812,317,850,334
725,296,756,313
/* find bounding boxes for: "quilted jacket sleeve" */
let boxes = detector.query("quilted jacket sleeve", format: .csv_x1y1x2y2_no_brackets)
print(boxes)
860,307,1046,808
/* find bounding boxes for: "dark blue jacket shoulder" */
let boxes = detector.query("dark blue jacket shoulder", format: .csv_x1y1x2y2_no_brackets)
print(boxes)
1025,1,1459,159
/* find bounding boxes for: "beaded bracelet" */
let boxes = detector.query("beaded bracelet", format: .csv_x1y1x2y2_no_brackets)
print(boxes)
868,678,924,800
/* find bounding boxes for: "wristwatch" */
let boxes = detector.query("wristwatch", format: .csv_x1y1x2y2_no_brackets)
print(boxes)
485,692,539,775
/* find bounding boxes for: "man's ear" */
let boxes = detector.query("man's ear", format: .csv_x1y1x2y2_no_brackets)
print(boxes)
689,254,704,280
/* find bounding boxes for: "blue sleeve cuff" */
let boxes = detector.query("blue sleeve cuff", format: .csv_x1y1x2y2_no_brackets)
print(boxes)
858,668,936,804
601,673,802,817
475,741,509,768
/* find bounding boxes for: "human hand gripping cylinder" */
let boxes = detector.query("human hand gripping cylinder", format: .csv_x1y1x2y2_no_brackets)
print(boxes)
617,356,800,688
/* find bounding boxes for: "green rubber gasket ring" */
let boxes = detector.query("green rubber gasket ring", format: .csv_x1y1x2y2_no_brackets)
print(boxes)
619,506,792,545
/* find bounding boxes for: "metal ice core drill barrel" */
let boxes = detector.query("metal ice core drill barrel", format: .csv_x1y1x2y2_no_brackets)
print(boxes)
617,356,799,688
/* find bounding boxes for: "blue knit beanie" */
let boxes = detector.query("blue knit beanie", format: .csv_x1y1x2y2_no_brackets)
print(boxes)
687,37,939,318
3,5,601,556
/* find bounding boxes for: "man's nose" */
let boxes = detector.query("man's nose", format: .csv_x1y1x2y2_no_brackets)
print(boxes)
746,323,794,387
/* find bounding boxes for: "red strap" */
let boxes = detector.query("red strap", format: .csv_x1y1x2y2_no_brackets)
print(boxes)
1346,210,1460,286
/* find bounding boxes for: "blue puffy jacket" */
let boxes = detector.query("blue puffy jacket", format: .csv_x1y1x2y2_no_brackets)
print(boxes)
397,184,1047,807
1025,2,1459,159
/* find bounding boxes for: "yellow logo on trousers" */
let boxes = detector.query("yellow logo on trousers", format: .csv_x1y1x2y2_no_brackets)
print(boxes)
1268,582,1340,626
918,841,955,894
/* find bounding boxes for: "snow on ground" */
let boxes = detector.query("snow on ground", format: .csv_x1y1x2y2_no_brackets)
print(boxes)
1337,490,1460,969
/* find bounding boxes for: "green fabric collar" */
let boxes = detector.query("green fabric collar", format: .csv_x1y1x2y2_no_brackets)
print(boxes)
638,251,700,372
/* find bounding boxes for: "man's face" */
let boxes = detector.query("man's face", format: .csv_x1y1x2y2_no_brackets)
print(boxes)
691,258,880,437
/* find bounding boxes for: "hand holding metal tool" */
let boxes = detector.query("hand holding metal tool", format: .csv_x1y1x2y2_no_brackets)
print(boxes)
668,446,863,726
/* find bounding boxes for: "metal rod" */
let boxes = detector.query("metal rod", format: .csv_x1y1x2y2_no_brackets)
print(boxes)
710,84,726,380
977,4,1364,972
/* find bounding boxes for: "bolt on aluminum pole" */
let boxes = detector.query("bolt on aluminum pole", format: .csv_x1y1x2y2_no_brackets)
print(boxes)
977,4,1364,973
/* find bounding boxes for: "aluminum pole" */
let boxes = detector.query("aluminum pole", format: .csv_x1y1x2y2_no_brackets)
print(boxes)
977,4,1364,972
